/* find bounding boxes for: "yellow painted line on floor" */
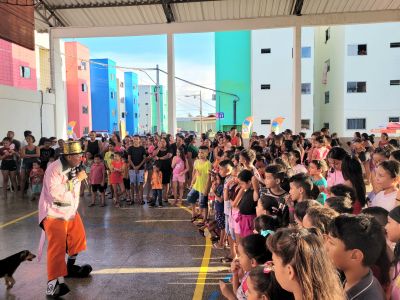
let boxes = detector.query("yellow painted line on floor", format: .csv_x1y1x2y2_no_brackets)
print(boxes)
92,266,228,275
177,204,214,299
134,219,190,223
192,237,212,300
0,210,38,229
178,205,193,214
168,283,220,286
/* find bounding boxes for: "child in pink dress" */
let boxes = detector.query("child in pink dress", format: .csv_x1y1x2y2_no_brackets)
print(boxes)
171,147,189,206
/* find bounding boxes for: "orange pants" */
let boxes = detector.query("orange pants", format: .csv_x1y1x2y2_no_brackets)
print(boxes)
43,213,87,280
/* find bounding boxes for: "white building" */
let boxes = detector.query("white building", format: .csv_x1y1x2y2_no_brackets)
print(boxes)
116,69,126,133
138,85,153,134
251,27,314,136
314,23,400,137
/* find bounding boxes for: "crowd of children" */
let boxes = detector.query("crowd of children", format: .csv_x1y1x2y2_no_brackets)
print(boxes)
184,128,400,300
1,126,400,299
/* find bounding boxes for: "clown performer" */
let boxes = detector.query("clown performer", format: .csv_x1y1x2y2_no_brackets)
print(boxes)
38,141,92,297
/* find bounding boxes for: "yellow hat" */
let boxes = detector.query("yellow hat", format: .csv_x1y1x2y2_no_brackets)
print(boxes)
63,141,83,155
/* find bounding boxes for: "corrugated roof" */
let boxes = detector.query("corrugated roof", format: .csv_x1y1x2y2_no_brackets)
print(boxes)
35,0,400,31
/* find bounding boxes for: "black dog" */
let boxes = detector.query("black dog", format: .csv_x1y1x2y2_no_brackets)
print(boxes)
0,250,36,289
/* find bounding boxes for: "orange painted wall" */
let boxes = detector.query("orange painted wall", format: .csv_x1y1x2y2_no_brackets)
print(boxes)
65,42,91,137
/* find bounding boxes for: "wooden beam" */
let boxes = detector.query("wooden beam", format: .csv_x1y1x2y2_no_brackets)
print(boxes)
50,9,400,38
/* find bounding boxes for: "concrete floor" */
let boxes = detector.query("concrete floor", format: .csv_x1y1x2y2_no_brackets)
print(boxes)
0,192,230,300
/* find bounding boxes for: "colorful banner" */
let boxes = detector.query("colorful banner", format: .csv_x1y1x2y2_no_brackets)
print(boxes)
271,117,285,134
241,116,254,139
67,121,76,138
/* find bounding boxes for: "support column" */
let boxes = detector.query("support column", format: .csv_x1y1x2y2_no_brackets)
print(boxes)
167,33,177,135
292,25,302,133
50,30,68,139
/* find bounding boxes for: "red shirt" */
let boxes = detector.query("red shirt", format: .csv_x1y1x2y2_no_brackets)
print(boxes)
0,147,14,160
90,163,105,185
231,136,239,146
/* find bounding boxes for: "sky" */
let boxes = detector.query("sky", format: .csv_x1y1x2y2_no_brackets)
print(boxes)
65,33,216,117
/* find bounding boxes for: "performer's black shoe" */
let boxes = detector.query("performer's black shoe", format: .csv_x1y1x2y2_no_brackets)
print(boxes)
46,279,70,298
66,264,92,278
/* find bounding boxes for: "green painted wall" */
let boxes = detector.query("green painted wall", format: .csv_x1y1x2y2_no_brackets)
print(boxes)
150,85,167,133
151,86,157,133
215,31,251,131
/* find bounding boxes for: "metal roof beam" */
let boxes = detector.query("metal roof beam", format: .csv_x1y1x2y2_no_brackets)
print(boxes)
34,0,66,27
292,0,304,16
49,0,218,10
162,0,175,23
50,9,400,39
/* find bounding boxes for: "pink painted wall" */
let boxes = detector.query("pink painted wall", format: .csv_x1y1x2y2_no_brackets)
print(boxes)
65,42,91,138
0,39,13,86
0,38,37,90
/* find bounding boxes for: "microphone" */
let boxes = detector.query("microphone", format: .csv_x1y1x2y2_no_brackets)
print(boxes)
77,162,89,186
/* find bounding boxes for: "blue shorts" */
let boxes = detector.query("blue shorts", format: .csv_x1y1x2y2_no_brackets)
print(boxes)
32,184,42,194
187,188,208,209
129,169,144,185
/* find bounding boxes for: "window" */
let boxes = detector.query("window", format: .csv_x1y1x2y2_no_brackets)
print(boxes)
20,66,31,78
390,42,400,48
110,74,115,81
325,60,330,72
120,82,124,88
111,91,115,99
121,112,125,118
81,83,87,92
79,61,87,70
261,119,271,125
261,48,271,54
325,28,330,43
347,44,367,56
347,118,366,130
301,119,310,130
261,84,271,90
347,81,366,93
145,102,149,105
301,47,311,58
112,109,116,116
390,80,400,86
135,113,138,119
323,122,329,129
120,97,125,103
389,117,400,123
133,85,137,90
301,83,311,94
324,91,330,104
82,106,88,114
83,127,89,135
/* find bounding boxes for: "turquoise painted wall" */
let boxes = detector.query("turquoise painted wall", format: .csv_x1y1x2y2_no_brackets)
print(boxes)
150,85,167,133
215,31,251,131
